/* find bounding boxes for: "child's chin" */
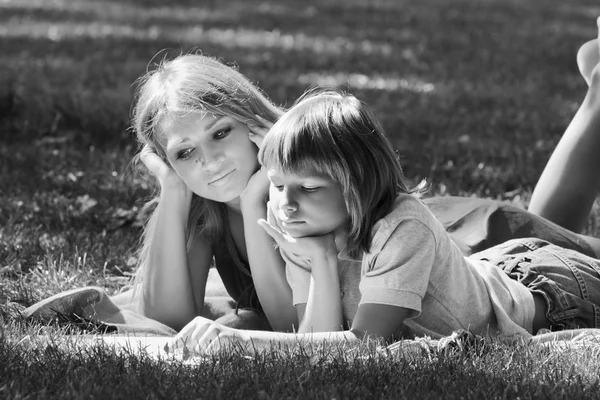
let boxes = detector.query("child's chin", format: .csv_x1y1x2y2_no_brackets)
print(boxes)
285,228,327,239
283,228,313,238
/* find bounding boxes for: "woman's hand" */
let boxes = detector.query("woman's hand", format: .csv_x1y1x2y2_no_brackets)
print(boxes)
140,145,190,195
169,316,251,354
240,116,275,207
258,206,338,263
247,114,274,148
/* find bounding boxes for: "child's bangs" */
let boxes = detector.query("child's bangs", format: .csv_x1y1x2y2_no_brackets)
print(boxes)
260,118,346,181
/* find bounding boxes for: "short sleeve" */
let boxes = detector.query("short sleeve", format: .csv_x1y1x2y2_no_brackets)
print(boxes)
360,218,437,316
280,248,311,306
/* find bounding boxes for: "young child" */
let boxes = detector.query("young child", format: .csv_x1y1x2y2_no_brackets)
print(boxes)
171,87,600,353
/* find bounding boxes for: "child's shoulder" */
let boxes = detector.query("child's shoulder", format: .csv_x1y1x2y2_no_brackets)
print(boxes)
373,193,437,244
381,193,436,225
369,193,440,251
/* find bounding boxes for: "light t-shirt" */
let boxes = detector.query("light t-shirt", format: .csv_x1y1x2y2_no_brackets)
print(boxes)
283,193,535,339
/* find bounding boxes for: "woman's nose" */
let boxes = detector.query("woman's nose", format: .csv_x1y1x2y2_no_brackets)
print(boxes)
196,146,223,169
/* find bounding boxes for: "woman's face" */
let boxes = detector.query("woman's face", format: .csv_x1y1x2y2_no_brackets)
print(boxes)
161,112,258,206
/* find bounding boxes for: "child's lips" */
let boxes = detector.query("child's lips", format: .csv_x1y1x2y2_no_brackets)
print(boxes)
281,220,305,227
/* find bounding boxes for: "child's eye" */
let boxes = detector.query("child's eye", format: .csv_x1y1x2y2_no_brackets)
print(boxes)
273,184,284,192
214,127,232,140
176,148,194,160
302,186,319,193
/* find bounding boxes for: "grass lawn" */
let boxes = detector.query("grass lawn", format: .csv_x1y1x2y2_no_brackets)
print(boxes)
2,0,600,398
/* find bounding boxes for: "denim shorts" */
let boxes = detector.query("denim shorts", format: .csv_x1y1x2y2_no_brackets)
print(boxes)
471,238,600,331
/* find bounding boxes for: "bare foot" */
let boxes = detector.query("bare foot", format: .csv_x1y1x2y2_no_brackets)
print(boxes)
576,17,600,85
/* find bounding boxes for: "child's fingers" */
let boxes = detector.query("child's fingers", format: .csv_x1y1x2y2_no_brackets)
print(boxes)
258,219,284,242
266,205,285,232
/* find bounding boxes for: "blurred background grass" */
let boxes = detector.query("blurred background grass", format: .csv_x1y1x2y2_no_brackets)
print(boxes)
1,0,600,304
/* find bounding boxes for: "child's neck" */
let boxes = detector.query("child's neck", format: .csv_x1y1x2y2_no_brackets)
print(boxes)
333,224,350,253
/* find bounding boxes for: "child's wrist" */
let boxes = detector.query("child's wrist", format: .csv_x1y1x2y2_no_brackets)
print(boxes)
309,248,338,270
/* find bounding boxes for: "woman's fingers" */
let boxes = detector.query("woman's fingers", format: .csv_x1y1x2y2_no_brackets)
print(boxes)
170,316,213,353
196,326,223,353
254,114,274,129
248,114,275,147
139,144,169,177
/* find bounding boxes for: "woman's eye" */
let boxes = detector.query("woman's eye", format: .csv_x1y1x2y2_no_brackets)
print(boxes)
214,127,232,140
176,148,194,160
302,186,319,193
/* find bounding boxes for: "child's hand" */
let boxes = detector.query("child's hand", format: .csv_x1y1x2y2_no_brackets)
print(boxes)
258,206,337,262
577,18,600,86
168,316,251,354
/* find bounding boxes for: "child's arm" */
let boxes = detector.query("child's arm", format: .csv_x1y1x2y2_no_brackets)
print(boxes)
258,216,344,333
297,251,343,333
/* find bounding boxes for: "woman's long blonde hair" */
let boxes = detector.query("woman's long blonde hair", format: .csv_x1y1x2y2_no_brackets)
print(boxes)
130,53,282,302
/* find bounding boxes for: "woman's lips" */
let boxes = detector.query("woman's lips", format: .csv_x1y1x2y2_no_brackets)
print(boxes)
209,169,235,186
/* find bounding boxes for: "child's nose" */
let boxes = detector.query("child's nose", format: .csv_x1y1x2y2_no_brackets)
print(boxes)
280,191,298,214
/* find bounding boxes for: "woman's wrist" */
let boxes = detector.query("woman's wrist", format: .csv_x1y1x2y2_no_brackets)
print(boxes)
159,187,192,222
240,194,267,215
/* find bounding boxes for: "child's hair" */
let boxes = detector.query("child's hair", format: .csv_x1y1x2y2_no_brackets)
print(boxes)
130,53,282,305
258,88,427,258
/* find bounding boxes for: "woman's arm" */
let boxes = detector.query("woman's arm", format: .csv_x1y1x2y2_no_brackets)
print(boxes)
138,145,214,331
241,121,297,332
141,190,214,331
241,196,297,331
172,303,410,353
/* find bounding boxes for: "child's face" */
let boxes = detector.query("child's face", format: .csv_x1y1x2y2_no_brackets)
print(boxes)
267,167,350,238
161,112,258,204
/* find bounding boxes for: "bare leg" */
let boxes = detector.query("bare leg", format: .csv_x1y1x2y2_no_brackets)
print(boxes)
529,31,600,233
